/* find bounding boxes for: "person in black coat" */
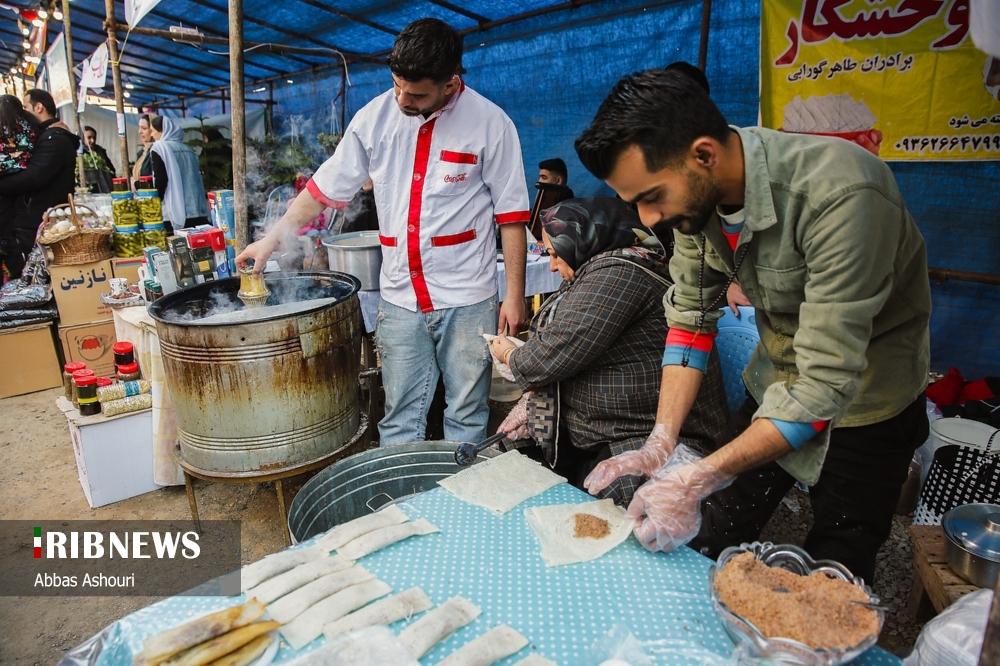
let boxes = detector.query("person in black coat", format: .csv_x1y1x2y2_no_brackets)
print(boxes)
0,89,79,278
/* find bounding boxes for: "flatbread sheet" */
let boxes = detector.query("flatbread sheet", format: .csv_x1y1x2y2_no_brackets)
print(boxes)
438,450,565,515
524,499,634,566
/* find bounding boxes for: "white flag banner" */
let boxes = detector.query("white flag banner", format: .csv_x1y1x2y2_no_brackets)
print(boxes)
80,43,109,90
125,0,162,28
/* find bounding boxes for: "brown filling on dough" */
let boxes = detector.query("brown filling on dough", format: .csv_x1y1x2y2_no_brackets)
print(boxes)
573,513,611,539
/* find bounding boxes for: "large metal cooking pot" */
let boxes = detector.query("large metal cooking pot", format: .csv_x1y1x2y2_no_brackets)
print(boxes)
287,441,499,543
149,271,363,476
942,502,1000,588
322,231,381,291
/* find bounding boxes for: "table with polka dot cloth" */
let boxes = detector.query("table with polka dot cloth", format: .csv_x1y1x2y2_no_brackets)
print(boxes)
92,484,900,665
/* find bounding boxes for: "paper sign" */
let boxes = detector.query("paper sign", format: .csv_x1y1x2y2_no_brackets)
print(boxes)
760,0,1000,161
80,44,109,91
125,0,163,28
45,32,74,109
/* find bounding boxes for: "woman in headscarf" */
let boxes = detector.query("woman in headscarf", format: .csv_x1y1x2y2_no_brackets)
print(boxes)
131,114,154,185
149,115,209,229
488,198,730,505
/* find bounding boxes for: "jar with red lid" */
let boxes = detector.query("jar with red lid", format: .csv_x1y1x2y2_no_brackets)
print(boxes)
75,375,100,416
113,341,135,367
117,362,141,382
96,377,114,388
63,362,87,401
70,369,96,407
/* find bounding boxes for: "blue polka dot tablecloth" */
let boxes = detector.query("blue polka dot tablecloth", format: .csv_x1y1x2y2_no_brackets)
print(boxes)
91,484,900,665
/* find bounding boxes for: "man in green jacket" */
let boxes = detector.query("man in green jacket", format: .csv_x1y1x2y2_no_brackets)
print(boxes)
576,69,930,582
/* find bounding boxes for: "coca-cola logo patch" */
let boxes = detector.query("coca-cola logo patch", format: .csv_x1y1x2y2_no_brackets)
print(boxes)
443,173,466,184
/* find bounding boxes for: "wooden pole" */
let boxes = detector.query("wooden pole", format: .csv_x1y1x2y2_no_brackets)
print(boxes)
229,0,249,251
104,0,129,179
61,0,88,189
698,0,712,71
979,577,1000,665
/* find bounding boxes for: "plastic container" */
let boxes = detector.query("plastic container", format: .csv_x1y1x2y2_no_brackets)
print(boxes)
116,362,141,382
70,369,95,407
141,222,168,252
63,362,87,401
97,379,150,402
75,375,100,416
112,341,135,367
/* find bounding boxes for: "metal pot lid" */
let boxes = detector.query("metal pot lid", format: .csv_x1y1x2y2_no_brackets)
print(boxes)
943,503,1000,561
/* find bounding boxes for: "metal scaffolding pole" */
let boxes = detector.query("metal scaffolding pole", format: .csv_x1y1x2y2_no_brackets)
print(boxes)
229,0,249,251
103,0,129,179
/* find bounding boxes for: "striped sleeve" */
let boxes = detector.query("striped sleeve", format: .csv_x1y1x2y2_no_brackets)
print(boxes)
662,328,717,373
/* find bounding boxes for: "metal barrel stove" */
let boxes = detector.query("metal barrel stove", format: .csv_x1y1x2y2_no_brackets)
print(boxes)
287,442,499,543
149,271,363,476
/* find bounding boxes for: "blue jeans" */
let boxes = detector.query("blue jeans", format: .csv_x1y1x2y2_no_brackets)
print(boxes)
375,295,498,445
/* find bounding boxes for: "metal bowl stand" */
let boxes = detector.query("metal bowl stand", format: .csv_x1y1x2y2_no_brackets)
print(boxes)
179,412,370,545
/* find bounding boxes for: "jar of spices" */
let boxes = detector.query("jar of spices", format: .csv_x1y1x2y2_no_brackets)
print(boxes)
113,341,135,367
75,375,100,416
70,369,95,407
62,362,87,401
96,377,114,389
117,362,141,382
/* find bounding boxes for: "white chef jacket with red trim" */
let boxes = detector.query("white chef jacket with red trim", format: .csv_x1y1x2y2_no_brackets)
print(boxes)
306,84,530,313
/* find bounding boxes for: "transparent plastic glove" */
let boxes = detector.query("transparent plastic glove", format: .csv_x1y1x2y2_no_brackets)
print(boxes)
626,444,733,553
483,333,523,382
583,424,677,495
497,392,532,440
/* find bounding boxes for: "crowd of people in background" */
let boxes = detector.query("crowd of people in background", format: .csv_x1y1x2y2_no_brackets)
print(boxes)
0,91,221,279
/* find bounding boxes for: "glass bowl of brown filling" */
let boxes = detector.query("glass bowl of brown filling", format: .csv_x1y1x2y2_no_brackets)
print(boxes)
708,542,884,665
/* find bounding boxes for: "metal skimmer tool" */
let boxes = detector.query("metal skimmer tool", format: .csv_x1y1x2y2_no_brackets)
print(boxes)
454,432,507,466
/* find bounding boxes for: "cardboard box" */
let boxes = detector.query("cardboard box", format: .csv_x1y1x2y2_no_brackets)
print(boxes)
0,322,62,398
56,397,160,507
50,259,113,325
58,319,116,377
112,257,145,285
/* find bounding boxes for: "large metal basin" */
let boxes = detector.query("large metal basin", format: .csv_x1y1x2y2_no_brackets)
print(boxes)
322,231,381,291
149,271,362,476
288,441,498,543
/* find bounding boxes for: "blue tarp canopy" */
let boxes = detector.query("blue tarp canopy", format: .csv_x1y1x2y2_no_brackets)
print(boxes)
1,0,997,376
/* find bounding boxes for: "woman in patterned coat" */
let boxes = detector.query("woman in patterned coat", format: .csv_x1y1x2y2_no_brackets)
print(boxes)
488,198,730,505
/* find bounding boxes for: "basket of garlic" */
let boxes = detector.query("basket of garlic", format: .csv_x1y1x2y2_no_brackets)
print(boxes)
37,194,113,265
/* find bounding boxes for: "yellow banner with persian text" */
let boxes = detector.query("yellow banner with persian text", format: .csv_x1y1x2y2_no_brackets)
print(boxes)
760,1,1000,161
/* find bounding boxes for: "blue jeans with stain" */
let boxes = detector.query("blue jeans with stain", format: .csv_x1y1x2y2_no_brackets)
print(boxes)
375,295,498,446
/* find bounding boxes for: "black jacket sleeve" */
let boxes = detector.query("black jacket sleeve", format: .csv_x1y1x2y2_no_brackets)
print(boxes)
0,131,72,195
150,151,168,199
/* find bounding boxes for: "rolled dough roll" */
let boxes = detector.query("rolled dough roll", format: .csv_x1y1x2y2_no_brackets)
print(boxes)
267,565,373,624
316,505,410,551
322,586,432,638
438,624,529,666
338,518,439,560
398,596,481,659
248,554,352,604
279,579,392,650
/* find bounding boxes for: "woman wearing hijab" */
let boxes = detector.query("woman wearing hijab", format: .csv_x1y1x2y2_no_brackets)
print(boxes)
149,115,209,229
488,198,730,505
131,114,154,185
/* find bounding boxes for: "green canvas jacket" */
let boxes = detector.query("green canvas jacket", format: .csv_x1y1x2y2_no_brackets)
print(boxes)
665,126,931,484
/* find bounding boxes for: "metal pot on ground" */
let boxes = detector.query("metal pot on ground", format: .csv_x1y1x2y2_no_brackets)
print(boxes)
942,502,1000,588
149,271,363,476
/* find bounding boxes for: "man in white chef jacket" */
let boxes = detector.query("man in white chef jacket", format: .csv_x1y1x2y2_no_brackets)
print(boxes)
238,18,530,445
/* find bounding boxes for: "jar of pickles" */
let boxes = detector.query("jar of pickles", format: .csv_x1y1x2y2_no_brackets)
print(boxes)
111,178,140,228
136,177,163,225
141,222,168,252
113,224,142,257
